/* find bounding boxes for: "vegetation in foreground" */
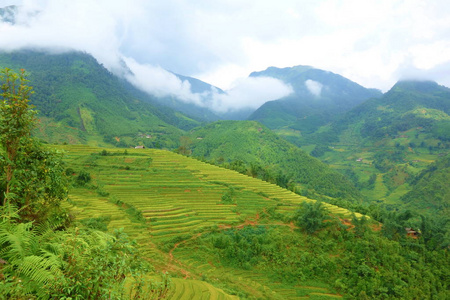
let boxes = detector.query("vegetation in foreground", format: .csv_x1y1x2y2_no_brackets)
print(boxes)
0,68,169,299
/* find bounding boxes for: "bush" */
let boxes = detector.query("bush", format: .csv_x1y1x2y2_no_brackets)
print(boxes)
76,170,91,186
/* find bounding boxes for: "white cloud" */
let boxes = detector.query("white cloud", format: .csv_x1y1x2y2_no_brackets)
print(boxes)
124,56,293,113
210,77,293,112
124,57,203,106
1,0,450,97
305,80,323,97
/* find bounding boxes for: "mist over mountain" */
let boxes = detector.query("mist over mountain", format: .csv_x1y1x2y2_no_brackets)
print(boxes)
0,50,201,146
0,4,293,118
248,65,382,133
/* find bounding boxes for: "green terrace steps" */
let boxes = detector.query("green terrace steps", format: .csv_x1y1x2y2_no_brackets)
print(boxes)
58,145,367,299
59,145,365,243
167,279,239,300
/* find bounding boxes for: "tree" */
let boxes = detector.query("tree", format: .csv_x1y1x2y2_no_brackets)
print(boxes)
0,68,67,221
0,68,35,203
296,201,329,234
176,136,192,156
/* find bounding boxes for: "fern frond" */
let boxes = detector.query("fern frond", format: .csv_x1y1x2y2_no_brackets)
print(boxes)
17,255,61,285
0,222,33,262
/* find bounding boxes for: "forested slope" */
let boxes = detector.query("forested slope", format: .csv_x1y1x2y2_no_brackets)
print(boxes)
401,153,450,216
0,50,199,147
189,120,363,202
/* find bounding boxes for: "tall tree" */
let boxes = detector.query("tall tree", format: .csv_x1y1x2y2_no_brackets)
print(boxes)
0,68,67,221
0,68,35,203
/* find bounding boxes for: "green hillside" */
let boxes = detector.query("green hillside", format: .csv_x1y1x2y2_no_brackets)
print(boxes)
401,153,450,216
188,120,363,202
54,145,448,299
248,65,381,134
300,80,450,209
0,50,200,147
312,80,450,144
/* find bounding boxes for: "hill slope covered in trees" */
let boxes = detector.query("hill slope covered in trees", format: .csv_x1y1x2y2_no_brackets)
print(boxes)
0,50,201,147
188,120,363,202
298,80,450,214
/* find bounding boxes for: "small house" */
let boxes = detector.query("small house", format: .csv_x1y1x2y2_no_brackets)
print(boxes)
405,227,420,238
135,145,145,149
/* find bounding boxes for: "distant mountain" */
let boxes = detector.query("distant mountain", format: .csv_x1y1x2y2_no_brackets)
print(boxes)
155,73,255,121
0,50,198,147
189,120,363,202
316,80,450,144
248,65,382,134
304,80,450,209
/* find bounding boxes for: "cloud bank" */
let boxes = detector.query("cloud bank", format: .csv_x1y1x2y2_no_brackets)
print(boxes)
305,80,323,97
1,0,450,100
210,77,293,112
0,0,294,112
124,56,293,112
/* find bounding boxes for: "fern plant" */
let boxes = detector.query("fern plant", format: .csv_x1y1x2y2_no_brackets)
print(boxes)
0,205,64,299
0,204,167,299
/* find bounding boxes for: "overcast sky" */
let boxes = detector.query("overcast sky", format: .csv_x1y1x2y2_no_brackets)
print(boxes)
1,0,449,112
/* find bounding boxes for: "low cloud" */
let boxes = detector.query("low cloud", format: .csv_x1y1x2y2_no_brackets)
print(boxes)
124,57,293,113
305,79,323,97
124,57,204,106
0,2,293,114
210,77,293,112
394,59,450,87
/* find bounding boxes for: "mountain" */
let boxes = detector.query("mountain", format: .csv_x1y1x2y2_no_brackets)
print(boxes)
303,80,450,208
154,73,256,121
188,120,363,202
316,80,450,144
0,50,201,147
248,65,382,135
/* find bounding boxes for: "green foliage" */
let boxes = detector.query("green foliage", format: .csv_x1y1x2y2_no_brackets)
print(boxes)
295,201,329,234
190,120,362,202
221,187,236,204
80,215,111,231
0,205,168,299
310,144,330,157
0,68,68,221
401,154,450,218
210,226,270,269
75,170,91,186
197,218,449,299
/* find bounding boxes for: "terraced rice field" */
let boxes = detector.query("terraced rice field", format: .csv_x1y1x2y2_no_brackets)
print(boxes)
56,145,360,299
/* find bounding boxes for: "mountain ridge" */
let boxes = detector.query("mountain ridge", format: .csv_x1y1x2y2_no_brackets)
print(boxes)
248,65,382,135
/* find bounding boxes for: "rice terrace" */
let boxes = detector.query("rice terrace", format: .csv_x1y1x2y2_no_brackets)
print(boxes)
58,144,360,299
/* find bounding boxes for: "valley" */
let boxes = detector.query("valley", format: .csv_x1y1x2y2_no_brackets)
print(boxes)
0,50,448,299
